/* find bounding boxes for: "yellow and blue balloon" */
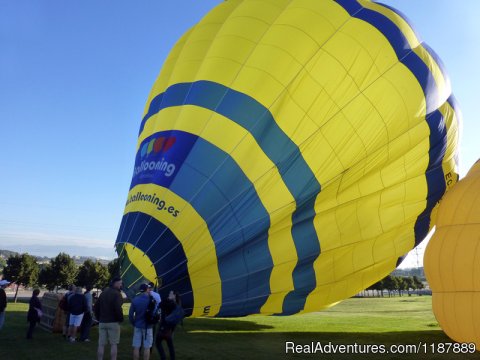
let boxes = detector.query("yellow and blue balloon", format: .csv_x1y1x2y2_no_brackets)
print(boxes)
116,0,460,317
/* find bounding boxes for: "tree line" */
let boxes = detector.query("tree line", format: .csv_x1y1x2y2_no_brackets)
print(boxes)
365,275,425,297
2,252,120,301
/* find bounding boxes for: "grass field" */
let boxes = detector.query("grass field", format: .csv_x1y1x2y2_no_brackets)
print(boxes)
0,296,478,359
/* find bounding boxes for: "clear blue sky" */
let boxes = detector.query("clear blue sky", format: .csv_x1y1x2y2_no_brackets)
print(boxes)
0,1,479,263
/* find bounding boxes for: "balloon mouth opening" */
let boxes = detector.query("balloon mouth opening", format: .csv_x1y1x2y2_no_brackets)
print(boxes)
116,242,159,297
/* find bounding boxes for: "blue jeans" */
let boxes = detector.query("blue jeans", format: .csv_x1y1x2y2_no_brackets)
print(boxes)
0,311,5,330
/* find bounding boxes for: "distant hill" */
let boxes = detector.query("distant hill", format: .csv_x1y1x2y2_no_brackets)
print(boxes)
0,249,19,259
0,249,111,265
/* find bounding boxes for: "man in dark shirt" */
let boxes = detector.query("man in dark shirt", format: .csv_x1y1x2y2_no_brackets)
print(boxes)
0,279,10,331
67,286,87,342
95,277,124,360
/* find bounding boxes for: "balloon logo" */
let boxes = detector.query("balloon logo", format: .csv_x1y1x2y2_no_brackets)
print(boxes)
425,160,480,348
116,0,460,317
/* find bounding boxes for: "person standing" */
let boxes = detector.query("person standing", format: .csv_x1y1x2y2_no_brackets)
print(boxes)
80,284,94,342
94,277,124,360
129,284,154,360
0,280,10,331
148,282,161,311
26,289,42,339
156,291,182,360
67,286,87,342
148,281,161,353
61,284,76,338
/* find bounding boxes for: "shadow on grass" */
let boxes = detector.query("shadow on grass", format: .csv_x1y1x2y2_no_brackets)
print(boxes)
1,312,479,360
179,316,275,332
178,327,480,360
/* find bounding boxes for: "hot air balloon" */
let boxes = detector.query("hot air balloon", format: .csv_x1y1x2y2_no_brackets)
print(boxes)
116,0,460,317
424,160,480,348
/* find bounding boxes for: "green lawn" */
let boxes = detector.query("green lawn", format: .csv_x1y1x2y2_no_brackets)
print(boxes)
0,296,478,359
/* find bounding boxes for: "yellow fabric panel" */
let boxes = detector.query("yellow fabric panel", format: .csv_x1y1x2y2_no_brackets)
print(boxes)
166,22,228,87
122,243,158,284
286,0,349,31
125,184,222,317
303,258,397,312
425,160,480,347
231,1,348,108
145,0,243,105
434,293,480,348
321,19,399,90
313,158,428,251
269,19,430,215
437,165,480,228
137,105,299,314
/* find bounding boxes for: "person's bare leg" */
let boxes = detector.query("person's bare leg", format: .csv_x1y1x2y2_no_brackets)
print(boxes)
143,348,151,360
133,347,140,360
71,326,78,340
68,325,75,340
97,344,104,360
111,344,118,360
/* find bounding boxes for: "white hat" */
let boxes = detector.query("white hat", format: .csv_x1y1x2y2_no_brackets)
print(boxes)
0,280,11,286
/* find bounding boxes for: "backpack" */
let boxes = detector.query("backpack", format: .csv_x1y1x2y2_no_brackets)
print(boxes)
165,304,184,326
144,295,160,325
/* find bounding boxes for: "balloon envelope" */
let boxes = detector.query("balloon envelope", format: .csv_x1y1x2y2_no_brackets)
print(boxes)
116,0,460,317
425,160,480,348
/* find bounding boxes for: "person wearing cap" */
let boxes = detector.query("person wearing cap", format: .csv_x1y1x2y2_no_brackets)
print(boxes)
0,280,10,331
95,277,124,360
129,283,154,360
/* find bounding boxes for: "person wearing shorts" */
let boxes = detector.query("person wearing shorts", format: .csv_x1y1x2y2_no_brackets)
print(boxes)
62,285,75,338
129,283,154,360
95,277,124,360
98,322,121,347
67,286,87,342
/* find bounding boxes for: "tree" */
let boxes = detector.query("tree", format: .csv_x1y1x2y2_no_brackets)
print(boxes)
76,259,97,288
38,264,57,291
396,277,408,297
49,253,78,289
0,257,6,275
368,279,384,297
3,253,39,302
96,262,110,289
413,276,424,293
382,275,398,297
76,259,110,289
404,276,416,296
108,258,120,280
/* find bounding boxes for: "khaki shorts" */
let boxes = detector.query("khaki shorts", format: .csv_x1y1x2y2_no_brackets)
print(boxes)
98,322,120,345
